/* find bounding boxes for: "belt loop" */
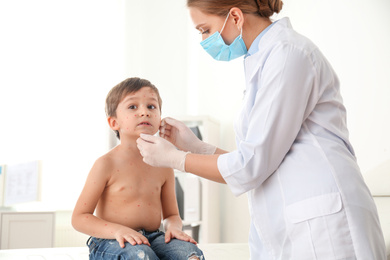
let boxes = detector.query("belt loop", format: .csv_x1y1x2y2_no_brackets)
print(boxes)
86,236,92,246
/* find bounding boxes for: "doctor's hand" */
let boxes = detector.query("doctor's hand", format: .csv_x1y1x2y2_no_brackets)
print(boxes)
159,117,216,155
136,134,189,172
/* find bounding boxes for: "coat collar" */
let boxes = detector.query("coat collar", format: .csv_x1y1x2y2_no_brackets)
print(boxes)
244,17,292,84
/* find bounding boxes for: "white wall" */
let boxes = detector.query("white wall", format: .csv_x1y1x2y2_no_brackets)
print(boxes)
0,0,126,209
122,1,190,119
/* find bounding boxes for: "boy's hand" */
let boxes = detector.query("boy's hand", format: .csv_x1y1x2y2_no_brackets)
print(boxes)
114,227,150,248
165,228,197,245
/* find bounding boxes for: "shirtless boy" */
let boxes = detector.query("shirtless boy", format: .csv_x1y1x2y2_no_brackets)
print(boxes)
72,77,204,259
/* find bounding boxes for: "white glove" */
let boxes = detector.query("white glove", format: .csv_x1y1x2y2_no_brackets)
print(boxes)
159,117,216,155
136,134,190,172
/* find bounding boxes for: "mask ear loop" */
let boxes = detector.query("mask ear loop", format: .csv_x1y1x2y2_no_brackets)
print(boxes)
221,11,243,39
219,12,230,35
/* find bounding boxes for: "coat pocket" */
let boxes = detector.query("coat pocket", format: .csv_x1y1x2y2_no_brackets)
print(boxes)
286,192,342,223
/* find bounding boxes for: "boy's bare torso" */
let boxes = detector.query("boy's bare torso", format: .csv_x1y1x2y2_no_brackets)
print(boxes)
95,146,167,232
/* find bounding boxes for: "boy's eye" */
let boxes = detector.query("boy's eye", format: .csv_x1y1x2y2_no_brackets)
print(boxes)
148,105,156,109
129,105,137,109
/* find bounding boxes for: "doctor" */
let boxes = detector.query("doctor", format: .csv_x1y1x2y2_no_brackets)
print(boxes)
137,0,386,259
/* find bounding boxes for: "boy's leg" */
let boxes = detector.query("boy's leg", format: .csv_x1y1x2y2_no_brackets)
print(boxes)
87,237,159,260
148,232,204,260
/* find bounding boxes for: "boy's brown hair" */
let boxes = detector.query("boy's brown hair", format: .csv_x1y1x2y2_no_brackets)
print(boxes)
105,77,162,139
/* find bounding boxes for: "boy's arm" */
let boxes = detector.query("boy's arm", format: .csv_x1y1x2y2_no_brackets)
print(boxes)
161,168,197,244
71,157,150,248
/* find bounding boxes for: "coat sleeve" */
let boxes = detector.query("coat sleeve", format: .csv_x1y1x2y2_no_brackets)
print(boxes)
218,43,320,196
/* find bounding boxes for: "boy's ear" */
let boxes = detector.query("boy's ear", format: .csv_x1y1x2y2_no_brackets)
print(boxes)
107,116,119,130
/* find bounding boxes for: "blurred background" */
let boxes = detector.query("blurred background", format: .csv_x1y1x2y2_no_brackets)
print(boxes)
0,0,389,246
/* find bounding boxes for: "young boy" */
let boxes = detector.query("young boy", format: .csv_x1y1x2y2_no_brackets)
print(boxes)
72,77,204,260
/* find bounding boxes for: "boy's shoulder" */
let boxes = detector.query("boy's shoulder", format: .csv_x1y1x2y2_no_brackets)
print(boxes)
94,146,142,171
95,148,120,167
91,148,118,171
94,145,174,177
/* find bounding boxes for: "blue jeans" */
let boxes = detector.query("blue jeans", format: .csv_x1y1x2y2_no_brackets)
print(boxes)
87,229,204,260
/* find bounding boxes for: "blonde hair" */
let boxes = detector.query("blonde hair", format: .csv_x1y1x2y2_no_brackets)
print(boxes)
187,0,283,18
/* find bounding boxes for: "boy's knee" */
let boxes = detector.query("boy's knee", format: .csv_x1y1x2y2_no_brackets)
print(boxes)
136,249,146,259
134,249,154,260
186,248,204,260
120,245,155,260
188,252,203,260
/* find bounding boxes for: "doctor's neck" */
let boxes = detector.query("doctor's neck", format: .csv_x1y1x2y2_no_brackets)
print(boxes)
242,14,272,51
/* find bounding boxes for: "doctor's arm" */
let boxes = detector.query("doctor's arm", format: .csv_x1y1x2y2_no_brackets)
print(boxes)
185,153,226,183
136,134,227,184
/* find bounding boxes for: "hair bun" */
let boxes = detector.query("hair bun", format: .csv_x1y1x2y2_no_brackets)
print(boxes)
255,0,283,17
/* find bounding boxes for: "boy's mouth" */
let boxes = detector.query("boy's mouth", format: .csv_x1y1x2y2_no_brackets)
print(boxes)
138,121,152,126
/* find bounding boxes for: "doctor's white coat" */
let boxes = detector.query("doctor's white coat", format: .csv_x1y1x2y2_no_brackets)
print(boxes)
218,18,386,260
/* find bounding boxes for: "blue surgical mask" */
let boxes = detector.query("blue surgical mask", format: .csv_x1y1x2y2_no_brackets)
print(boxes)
200,13,247,61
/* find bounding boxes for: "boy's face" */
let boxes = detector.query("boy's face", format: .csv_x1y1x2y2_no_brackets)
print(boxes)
109,87,161,139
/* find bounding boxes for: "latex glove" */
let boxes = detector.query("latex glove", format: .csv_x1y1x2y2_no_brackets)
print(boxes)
136,133,190,172
159,117,216,155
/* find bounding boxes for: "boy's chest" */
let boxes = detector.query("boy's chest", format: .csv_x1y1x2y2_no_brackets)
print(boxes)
107,163,165,196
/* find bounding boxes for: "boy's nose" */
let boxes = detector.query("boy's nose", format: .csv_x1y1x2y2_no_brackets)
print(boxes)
139,108,150,117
